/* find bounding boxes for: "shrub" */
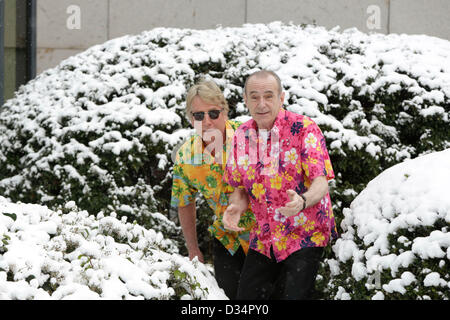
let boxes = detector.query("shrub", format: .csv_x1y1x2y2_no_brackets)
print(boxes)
0,22,449,289
0,196,226,299
319,149,450,300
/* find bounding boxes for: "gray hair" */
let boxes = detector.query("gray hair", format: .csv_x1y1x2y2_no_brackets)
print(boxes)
244,70,283,96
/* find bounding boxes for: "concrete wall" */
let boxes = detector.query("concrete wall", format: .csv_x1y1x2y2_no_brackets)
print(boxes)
4,0,28,101
36,0,450,75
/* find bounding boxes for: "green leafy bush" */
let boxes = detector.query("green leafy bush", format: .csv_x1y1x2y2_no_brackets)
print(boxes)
0,22,449,297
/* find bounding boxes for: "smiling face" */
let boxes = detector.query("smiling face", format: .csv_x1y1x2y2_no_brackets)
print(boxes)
244,74,285,130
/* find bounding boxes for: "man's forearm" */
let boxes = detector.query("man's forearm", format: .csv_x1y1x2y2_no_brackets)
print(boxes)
229,187,250,214
302,175,329,208
178,202,199,251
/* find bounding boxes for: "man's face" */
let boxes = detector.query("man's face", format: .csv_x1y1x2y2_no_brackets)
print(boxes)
190,96,227,144
244,75,285,130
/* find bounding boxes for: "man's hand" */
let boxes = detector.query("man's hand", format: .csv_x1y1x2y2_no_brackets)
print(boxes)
223,188,249,232
278,176,329,217
278,189,305,217
188,247,205,263
223,203,245,232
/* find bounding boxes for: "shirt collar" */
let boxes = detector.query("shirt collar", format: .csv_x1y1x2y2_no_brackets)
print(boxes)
273,107,287,130
224,120,235,144
191,120,236,164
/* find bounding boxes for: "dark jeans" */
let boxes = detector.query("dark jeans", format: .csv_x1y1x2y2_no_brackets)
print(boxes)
213,238,246,300
237,246,324,300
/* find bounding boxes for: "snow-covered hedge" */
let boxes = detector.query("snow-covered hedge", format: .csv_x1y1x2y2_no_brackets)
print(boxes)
1,22,449,235
0,196,226,299
320,149,450,300
0,22,449,298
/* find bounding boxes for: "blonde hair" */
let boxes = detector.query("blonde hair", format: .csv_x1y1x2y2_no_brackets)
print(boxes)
185,80,229,121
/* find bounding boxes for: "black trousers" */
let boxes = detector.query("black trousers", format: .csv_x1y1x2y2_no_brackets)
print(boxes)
237,246,324,300
213,238,246,300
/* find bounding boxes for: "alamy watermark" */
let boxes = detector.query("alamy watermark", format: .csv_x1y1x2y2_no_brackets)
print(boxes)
66,5,81,30
366,5,381,30
64,4,382,32
171,122,281,176
367,269,382,290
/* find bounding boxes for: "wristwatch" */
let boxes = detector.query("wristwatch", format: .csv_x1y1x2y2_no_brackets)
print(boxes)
300,194,307,210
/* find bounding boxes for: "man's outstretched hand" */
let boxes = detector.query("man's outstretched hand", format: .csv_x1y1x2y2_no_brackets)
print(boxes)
278,189,305,217
223,188,249,232
223,203,245,232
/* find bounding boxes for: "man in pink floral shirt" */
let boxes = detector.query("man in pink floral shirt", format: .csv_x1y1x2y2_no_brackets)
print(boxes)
223,70,338,300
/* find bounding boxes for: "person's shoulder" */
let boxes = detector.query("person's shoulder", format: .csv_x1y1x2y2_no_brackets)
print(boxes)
231,118,254,133
172,134,197,165
285,109,316,128
227,119,242,130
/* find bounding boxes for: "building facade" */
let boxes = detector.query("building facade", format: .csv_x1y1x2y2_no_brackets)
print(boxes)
1,0,450,104
1,0,36,104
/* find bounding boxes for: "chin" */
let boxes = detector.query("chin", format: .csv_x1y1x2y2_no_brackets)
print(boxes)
257,117,274,128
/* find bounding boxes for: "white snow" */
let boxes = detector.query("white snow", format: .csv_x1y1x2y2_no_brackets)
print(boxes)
0,22,449,300
423,272,447,288
331,149,450,299
0,197,227,300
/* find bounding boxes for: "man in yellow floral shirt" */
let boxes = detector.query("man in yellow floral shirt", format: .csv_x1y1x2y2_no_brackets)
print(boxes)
170,80,255,299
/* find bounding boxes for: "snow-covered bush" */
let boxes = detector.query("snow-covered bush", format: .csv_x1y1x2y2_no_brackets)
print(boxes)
1,23,449,229
320,149,450,300
0,196,226,299
0,22,449,269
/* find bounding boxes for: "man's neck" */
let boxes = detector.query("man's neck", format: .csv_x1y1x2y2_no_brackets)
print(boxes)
202,129,227,158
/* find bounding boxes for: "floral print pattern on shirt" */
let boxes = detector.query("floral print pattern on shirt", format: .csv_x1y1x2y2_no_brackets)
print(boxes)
171,120,255,255
224,109,338,262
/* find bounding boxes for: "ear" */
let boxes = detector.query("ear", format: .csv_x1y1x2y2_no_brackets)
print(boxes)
280,91,285,105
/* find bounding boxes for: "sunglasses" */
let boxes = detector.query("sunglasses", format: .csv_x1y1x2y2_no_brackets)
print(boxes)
191,109,223,121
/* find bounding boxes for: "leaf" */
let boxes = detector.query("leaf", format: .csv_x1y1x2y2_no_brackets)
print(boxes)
174,270,186,280
1,234,11,246
81,228,90,239
26,275,36,282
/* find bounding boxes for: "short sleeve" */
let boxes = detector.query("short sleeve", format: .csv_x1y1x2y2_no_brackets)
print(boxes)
170,163,197,208
300,119,335,182
223,132,244,189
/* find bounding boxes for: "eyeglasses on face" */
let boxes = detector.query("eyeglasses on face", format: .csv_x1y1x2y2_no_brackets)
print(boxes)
191,109,223,121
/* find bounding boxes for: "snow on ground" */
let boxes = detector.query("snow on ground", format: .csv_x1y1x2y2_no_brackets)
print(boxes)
0,198,227,300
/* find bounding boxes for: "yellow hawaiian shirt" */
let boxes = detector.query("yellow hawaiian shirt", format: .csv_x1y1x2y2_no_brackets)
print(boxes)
170,120,255,255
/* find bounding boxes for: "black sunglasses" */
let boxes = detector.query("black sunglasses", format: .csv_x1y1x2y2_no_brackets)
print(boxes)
191,109,223,121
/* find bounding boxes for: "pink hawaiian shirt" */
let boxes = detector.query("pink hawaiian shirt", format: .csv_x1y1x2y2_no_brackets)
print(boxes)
224,108,338,262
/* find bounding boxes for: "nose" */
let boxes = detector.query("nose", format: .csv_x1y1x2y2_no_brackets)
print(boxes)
255,97,268,111
201,113,214,130
257,96,267,107
204,113,213,124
